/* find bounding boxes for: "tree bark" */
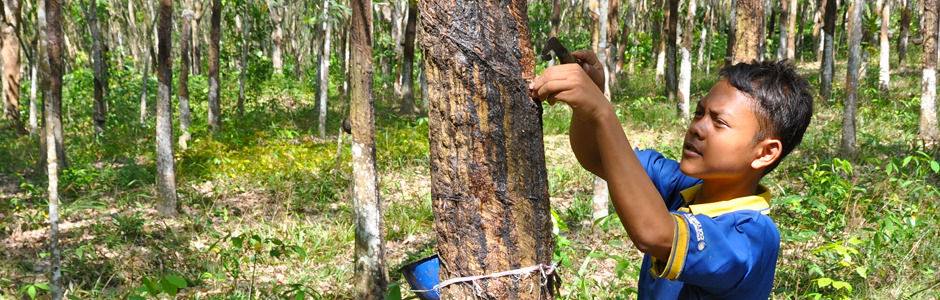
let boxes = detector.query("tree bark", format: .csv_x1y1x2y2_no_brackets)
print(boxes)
398,1,418,116
139,5,156,125
594,0,612,221
269,0,283,75
45,0,65,170
787,0,797,61
697,6,709,71
879,0,890,92
655,0,666,82
666,0,678,101
607,0,619,90
550,0,561,37
899,0,911,70
79,0,106,138
842,0,863,156
679,0,696,119
777,0,789,61
420,0,555,297
921,0,939,142
1,0,23,133
180,9,193,149
617,0,635,74
725,0,737,65
820,0,836,100
29,62,38,135
731,0,763,64
237,1,249,117
319,0,332,136
350,0,387,297
155,0,177,216
43,0,63,298
192,0,203,75
208,0,221,132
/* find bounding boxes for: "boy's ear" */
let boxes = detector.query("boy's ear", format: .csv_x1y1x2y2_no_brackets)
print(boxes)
751,138,782,170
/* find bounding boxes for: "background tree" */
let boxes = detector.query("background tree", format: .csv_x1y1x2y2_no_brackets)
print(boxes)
921,0,939,143
420,0,555,298
878,0,889,93
820,0,835,100
79,0,106,138
787,0,797,61
43,0,64,297
237,1,248,117
777,0,789,61
350,0,387,297
318,0,331,137
731,0,763,64
208,0,221,132
665,0,678,102
155,0,177,216
179,9,193,148
269,0,283,75
678,0,696,119
1,0,24,133
898,0,912,70
397,0,419,116
841,0,862,156
139,4,156,125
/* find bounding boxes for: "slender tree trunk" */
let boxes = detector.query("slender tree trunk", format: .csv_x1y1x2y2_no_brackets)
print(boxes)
79,0,106,138
666,0,678,101
43,0,63,297
725,0,737,65
921,0,939,142
398,1,418,116
350,0,387,297
607,0,619,90
420,0,555,297
777,0,789,61
593,0,611,221
899,0,911,70
192,1,203,75
29,63,38,135
550,0,560,37
237,1,249,117
697,6,709,71
140,6,156,125
731,0,763,64
318,0,332,137
679,0,696,120
820,0,836,100
617,0,635,74
842,0,863,156
878,0,890,92
787,0,797,61
208,0,221,131
1,0,23,133
180,10,193,149
155,0,177,216
269,0,283,75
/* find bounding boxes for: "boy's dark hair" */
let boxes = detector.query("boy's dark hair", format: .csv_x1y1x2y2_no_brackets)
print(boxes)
720,60,814,174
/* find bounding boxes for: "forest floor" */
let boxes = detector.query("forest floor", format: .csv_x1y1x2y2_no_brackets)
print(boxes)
1,61,940,299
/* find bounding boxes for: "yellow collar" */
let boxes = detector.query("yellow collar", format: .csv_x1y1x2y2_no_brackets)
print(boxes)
677,184,771,218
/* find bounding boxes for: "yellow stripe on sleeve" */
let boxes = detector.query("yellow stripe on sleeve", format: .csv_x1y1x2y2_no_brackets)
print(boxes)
650,214,690,280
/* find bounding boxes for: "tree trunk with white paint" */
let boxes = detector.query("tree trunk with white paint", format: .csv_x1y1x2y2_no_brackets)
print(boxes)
842,0,863,157
665,0,678,102
44,0,65,170
420,0,556,297
29,64,38,136
350,0,387,297
237,1,249,117
921,0,939,143
43,0,64,297
155,0,177,216
593,0,611,221
140,5,157,125
180,9,193,149
697,6,709,71
879,0,890,93
679,0,696,120
319,0,332,137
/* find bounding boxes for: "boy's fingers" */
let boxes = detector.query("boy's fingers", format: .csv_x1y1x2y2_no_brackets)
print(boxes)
536,80,577,104
572,50,599,66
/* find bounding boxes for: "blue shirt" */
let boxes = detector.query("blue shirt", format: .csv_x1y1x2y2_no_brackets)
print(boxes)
634,149,780,300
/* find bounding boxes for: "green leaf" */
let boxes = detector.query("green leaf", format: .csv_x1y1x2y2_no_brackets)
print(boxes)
66,295,83,300
856,266,868,278
931,161,939,173
816,277,833,288
294,291,306,300
386,282,402,300
164,275,187,289
33,283,50,291
161,278,178,297
26,285,36,299
129,296,147,300
832,281,852,292
142,276,159,296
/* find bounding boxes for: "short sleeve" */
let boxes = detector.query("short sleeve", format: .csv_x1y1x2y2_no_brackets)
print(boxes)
649,211,779,295
633,149,702,210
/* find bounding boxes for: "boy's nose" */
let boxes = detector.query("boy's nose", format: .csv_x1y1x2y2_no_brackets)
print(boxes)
687,118,705,139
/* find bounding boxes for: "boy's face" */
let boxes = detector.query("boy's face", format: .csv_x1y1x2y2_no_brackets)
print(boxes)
680,79,768,180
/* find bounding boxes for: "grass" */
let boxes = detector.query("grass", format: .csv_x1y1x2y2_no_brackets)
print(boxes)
0,53,939,300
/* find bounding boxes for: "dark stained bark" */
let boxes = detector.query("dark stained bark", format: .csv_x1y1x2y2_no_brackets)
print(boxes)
550,0,560,37
398,1,418,116
180,9,193,149
666,0,678,101
607,0,619,89
842,0,863,156
419,0,555,297
616,0,635,74
1,0,23,134
350,0,387,297
777,0,789,61
45,0,65,170
731,0,763,64
208,0,221,131
820,0,836,100
921,0,939,142
899,0,912,70
79,0,106,138
155,0,177,216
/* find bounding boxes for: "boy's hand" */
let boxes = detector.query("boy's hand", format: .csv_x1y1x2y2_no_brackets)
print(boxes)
571,50,606,91
529,58,610,125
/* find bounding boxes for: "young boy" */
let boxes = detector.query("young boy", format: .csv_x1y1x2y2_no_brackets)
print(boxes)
529,54,813,299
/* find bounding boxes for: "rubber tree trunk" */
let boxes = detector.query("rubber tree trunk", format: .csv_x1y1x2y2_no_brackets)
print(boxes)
269,0,283,75
679,0,696,120
655,0,665,81
879,0,890,92
155,0,177,216
725,0,737,65
921,0,939,142
420,0,555,297
665,0,678,102
777,0,789,61
1,0,24,133
237,1,249,117
318,0,332,137
398,1,419,116
697,6,709,71
899,0,911,70
594,0,611,222
349,0,387,298
29,63,38,135
179,10,193,149
617,0,635,74
731,0,763,64
140,6,156,125
842,0,863,156
820,0,836,100
550,0,560,37
79,0,106,138
787,0,797,61
208,0,221,132
42,0,63,297
607,0,619,90
192,0,203,75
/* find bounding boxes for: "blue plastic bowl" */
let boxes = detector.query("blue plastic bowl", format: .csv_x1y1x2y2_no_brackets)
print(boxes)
399,255,441,300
